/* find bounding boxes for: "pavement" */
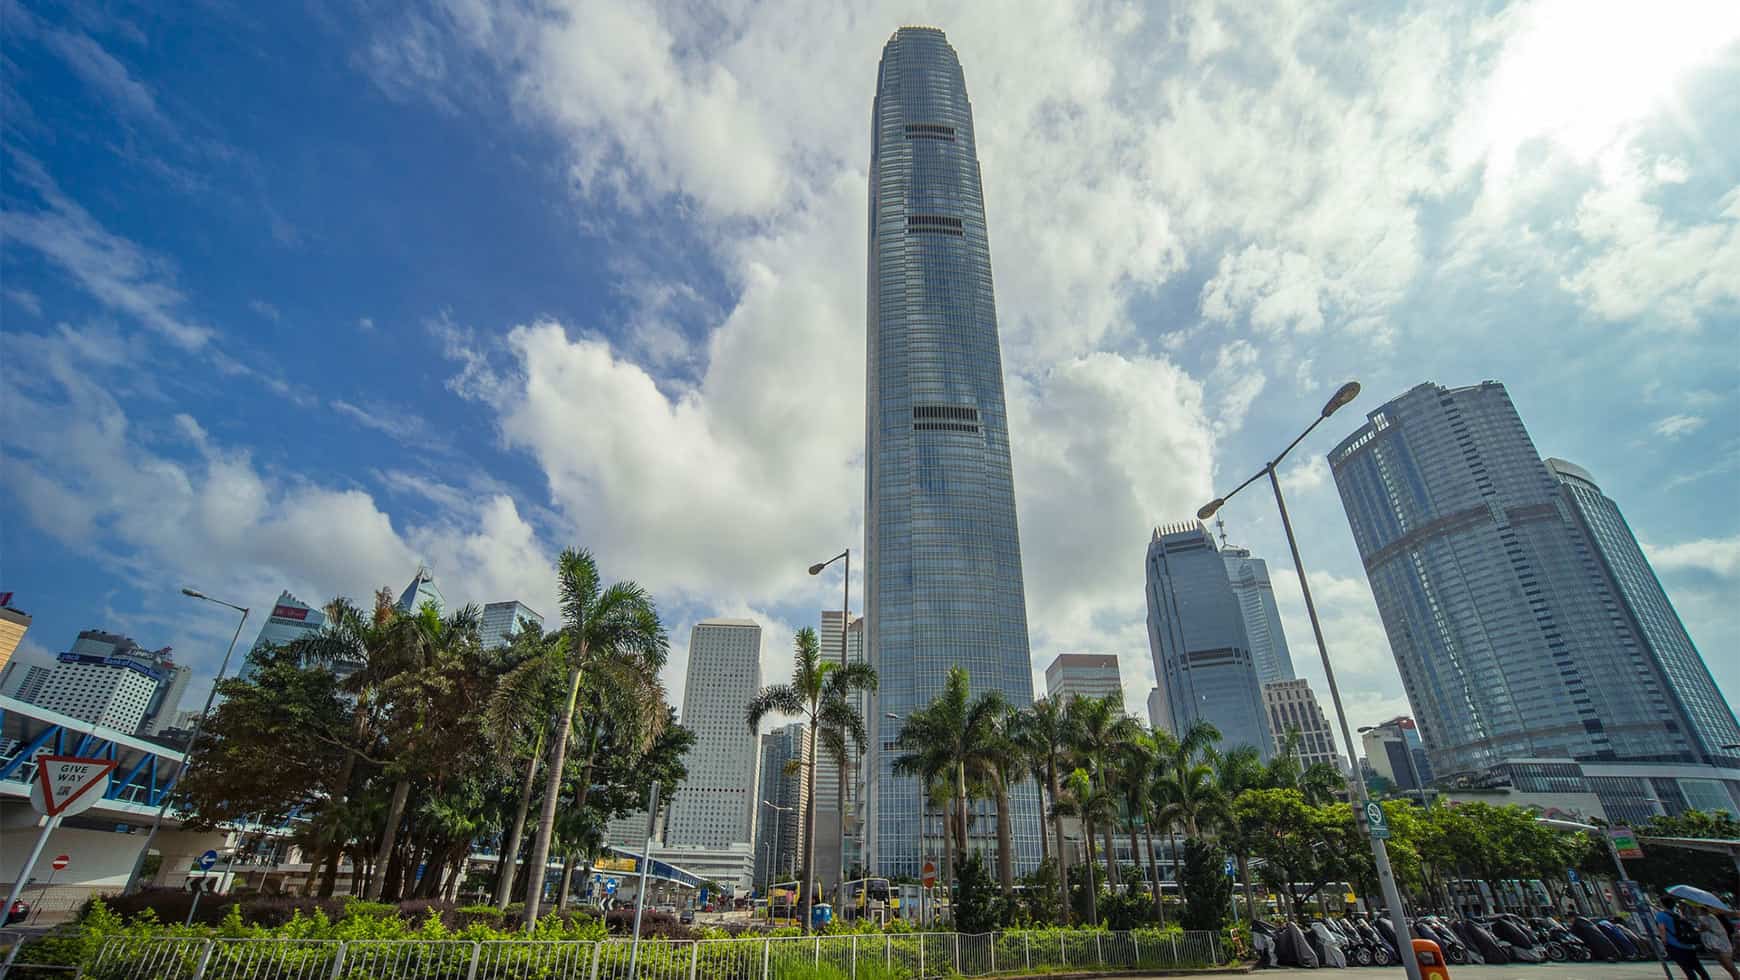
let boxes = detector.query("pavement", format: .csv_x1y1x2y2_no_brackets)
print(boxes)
1257,964,1675,980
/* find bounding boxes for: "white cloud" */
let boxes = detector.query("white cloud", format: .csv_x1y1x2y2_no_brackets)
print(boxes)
1645,535,1740,578
248,299,281,321
1564,179,1740,328
1652,414,1707,440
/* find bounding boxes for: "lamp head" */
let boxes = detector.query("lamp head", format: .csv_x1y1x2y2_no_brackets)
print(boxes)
808,563,826,576
1196,499,1224,521
181,587,206,599
1321,381,1361,418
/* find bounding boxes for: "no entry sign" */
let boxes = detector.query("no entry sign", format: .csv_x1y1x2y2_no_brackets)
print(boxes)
51,855,70,871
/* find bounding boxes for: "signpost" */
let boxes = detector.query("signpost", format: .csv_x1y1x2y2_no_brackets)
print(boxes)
30,856,71,924
1225,857,1239,921
1364,801,1391,840
4,756,116,922
921,860,937,928
186,850,222,925
627,783,660,980
1608,827,1645,860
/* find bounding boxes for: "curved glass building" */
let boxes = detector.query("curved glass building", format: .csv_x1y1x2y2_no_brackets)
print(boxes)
863,27,1041,877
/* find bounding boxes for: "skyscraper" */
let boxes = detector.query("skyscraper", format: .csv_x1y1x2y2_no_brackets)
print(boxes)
1262,679,1341,771
755,722,810,888
480,600,544,650
1220,544,1297,685
33,630,184,734
815,611,866,886
864,26,1040,877
1044,654,1123,703
1329,381,1740,780
238,591,327,681
665,619,762,850
395,565,446,616
0,598,31,673
1145,523,1272,757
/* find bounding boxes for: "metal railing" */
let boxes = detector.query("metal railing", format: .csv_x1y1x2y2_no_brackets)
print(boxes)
76,928,1224,979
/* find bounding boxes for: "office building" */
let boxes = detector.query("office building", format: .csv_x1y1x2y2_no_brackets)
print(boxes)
1362,718,1430,795
755,722,810,889
665,619,763,849
238,591,328,681
395,565,446,616
1146,523,1272,757
863,25,1042,878
1220,541,1297,685
1146,686,1168,733
0,598,30,672
0,656,54,704
1044,654,1123,703
1262,679,1341,771
814,611,866,886
1329,381,1740,815
480,600,544,650
33,630,183,733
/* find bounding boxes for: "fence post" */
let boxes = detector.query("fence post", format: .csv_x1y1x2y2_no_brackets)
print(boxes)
919,935,925,978
590,939,603,980
1172,932,1179,964
990,933,996,973
1134,931,1141,966
761,938,770,980
328,941,348,980
814,935,821,966
1060,932,1067,966
885,934,891,969
851,934,858,979
189,939,215,980
688,940,699,980
953,933,960,974
1212,931,1222,964
465,941,481,980
1095,931,1104,965
1024,932,1030,970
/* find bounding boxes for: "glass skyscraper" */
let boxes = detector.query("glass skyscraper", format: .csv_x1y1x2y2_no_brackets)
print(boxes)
1145,523,1273,758
1329,381,1740,778
864,26,1040,877
480,600,543,650
1220,544,1297,686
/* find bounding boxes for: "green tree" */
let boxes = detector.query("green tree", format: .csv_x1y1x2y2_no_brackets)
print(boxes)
1055,766,1116,925
952,850,1003,933
1179,837,1232,931
523,547,670,926
747,627,877,932
1064,694,1142,891
1012,697,1074,922
891,665,1005,901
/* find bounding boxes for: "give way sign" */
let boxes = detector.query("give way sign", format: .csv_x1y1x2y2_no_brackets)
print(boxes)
29,755,118,818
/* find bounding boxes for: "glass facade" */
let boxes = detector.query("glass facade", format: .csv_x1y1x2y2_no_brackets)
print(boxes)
666,620,762,849
1329,381,1738,777
1146,524,1273,758
1221,546,1297,685
479,600,543,650
1545,459,1740,765
864,27,1041,877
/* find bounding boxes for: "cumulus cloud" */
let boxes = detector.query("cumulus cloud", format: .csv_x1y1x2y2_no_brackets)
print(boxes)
1645,535,1740,578
1652,414,1707,440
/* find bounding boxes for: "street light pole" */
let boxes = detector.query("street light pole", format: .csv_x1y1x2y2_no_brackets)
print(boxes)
809,549,852,910
1201,381,1422,980
1537,817,1673,980
122,589,250,896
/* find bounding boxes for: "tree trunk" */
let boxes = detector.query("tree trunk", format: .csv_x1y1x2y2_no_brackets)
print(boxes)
1037,782,1050,864
1048,763,1070,925
1101,819,1120,891
523,661,586,926
1239,853,1256,924
557,851,576,910
1083,816,1100,926
801,719,819,933
365,777,412,900
941,792,954,926
495,734,543,908
1143,818,1164,924
319,710,368,898
995,779,1014,896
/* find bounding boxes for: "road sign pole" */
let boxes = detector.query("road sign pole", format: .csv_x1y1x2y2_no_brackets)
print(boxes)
30,859,66,924
3,815,62,920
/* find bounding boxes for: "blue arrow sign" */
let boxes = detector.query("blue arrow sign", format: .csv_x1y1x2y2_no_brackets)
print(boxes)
197,849,219,871
606,877,618,894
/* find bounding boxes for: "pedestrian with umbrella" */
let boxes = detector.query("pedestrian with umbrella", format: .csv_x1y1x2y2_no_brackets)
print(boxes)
1659,894,1712,980
1669,886,1738,980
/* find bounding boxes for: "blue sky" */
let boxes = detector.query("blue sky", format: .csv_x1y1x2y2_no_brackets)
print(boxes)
4,0,1738,747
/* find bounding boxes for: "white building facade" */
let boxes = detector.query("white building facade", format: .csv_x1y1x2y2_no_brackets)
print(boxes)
664,620,763,853
1044,653,1122,703
1262,679,1342,771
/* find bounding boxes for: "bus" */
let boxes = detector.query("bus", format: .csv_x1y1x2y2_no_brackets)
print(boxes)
837,877,892,922
764,880,817,924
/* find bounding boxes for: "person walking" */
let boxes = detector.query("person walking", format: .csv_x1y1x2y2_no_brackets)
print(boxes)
1658,895,1711,980
1696,907,1737,980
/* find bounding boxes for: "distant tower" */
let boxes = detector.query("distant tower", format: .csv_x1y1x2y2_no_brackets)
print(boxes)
1044,654,1123,703
480,601,544,650
1145,523,1272,757
864,26,1040,877
395,565,446,616
665,620,763,851
1218,529,1298,685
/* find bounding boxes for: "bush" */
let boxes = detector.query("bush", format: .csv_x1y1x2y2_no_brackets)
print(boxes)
1179,838,1232,932
951,851,1004,934
603,907,689,938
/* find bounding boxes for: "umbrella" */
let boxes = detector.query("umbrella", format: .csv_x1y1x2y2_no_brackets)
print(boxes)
1667,885,1733,912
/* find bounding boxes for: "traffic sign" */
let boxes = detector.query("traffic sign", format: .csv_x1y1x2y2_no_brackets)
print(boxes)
51,855,70,871
28,756,118,818
1224,857,1236,877
1566,868,1579,885
1608,827,1644,859
198,849,220,871
606,877,619,894
1364,801,1391,839
921,860,937,888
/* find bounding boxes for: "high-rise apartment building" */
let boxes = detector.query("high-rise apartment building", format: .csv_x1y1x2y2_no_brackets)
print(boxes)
1262,679,1341,771
0,598,31,673
0,656,54,704
33,630,184,733
665,620,763,849
1044,654,1123,703
1220,544,1297,685
1329,382,1740,787
395,565,446,616
1145,523,1272,757
755,722,810,888
863,26,1041,877
480,601,544,650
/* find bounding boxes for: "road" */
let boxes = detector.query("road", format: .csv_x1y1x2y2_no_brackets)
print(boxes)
1258,965,1673,980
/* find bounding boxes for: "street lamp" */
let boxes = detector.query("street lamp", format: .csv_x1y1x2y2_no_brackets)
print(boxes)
1359,724,1429,806
1537,817,1673,980
763,800,796,921
809,549,852,911
1199,381,1424,980
122,589,251,895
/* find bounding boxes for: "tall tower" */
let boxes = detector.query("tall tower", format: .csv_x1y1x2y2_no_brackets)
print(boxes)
1220,544,1298,685
1145,523,1273,758
864,26,1040,877
1328,381,1738,778
665,619,763,850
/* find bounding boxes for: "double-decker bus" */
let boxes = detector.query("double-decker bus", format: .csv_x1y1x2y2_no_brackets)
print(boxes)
837,877,892,921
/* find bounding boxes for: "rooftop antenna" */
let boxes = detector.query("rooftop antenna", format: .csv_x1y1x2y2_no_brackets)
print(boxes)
1215,516,1229,548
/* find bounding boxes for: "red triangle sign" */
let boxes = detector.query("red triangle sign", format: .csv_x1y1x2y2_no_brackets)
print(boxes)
34,755,119,817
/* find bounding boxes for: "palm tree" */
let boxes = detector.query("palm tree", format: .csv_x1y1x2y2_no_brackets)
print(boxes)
747,627,877,932
1114,729,1162,922
984,711,1028,897
483,625,567,909
522,548,669,926
1064,693,1140,891
1213,742,1266,920
892,667,1007,891
1013,697,1074,922
1055,766,1115,925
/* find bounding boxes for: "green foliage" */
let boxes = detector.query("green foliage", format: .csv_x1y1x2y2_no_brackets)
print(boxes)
1626,809,1740,895
1014,858,1065,925
952,850,1005,933
1179,838,1231,931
